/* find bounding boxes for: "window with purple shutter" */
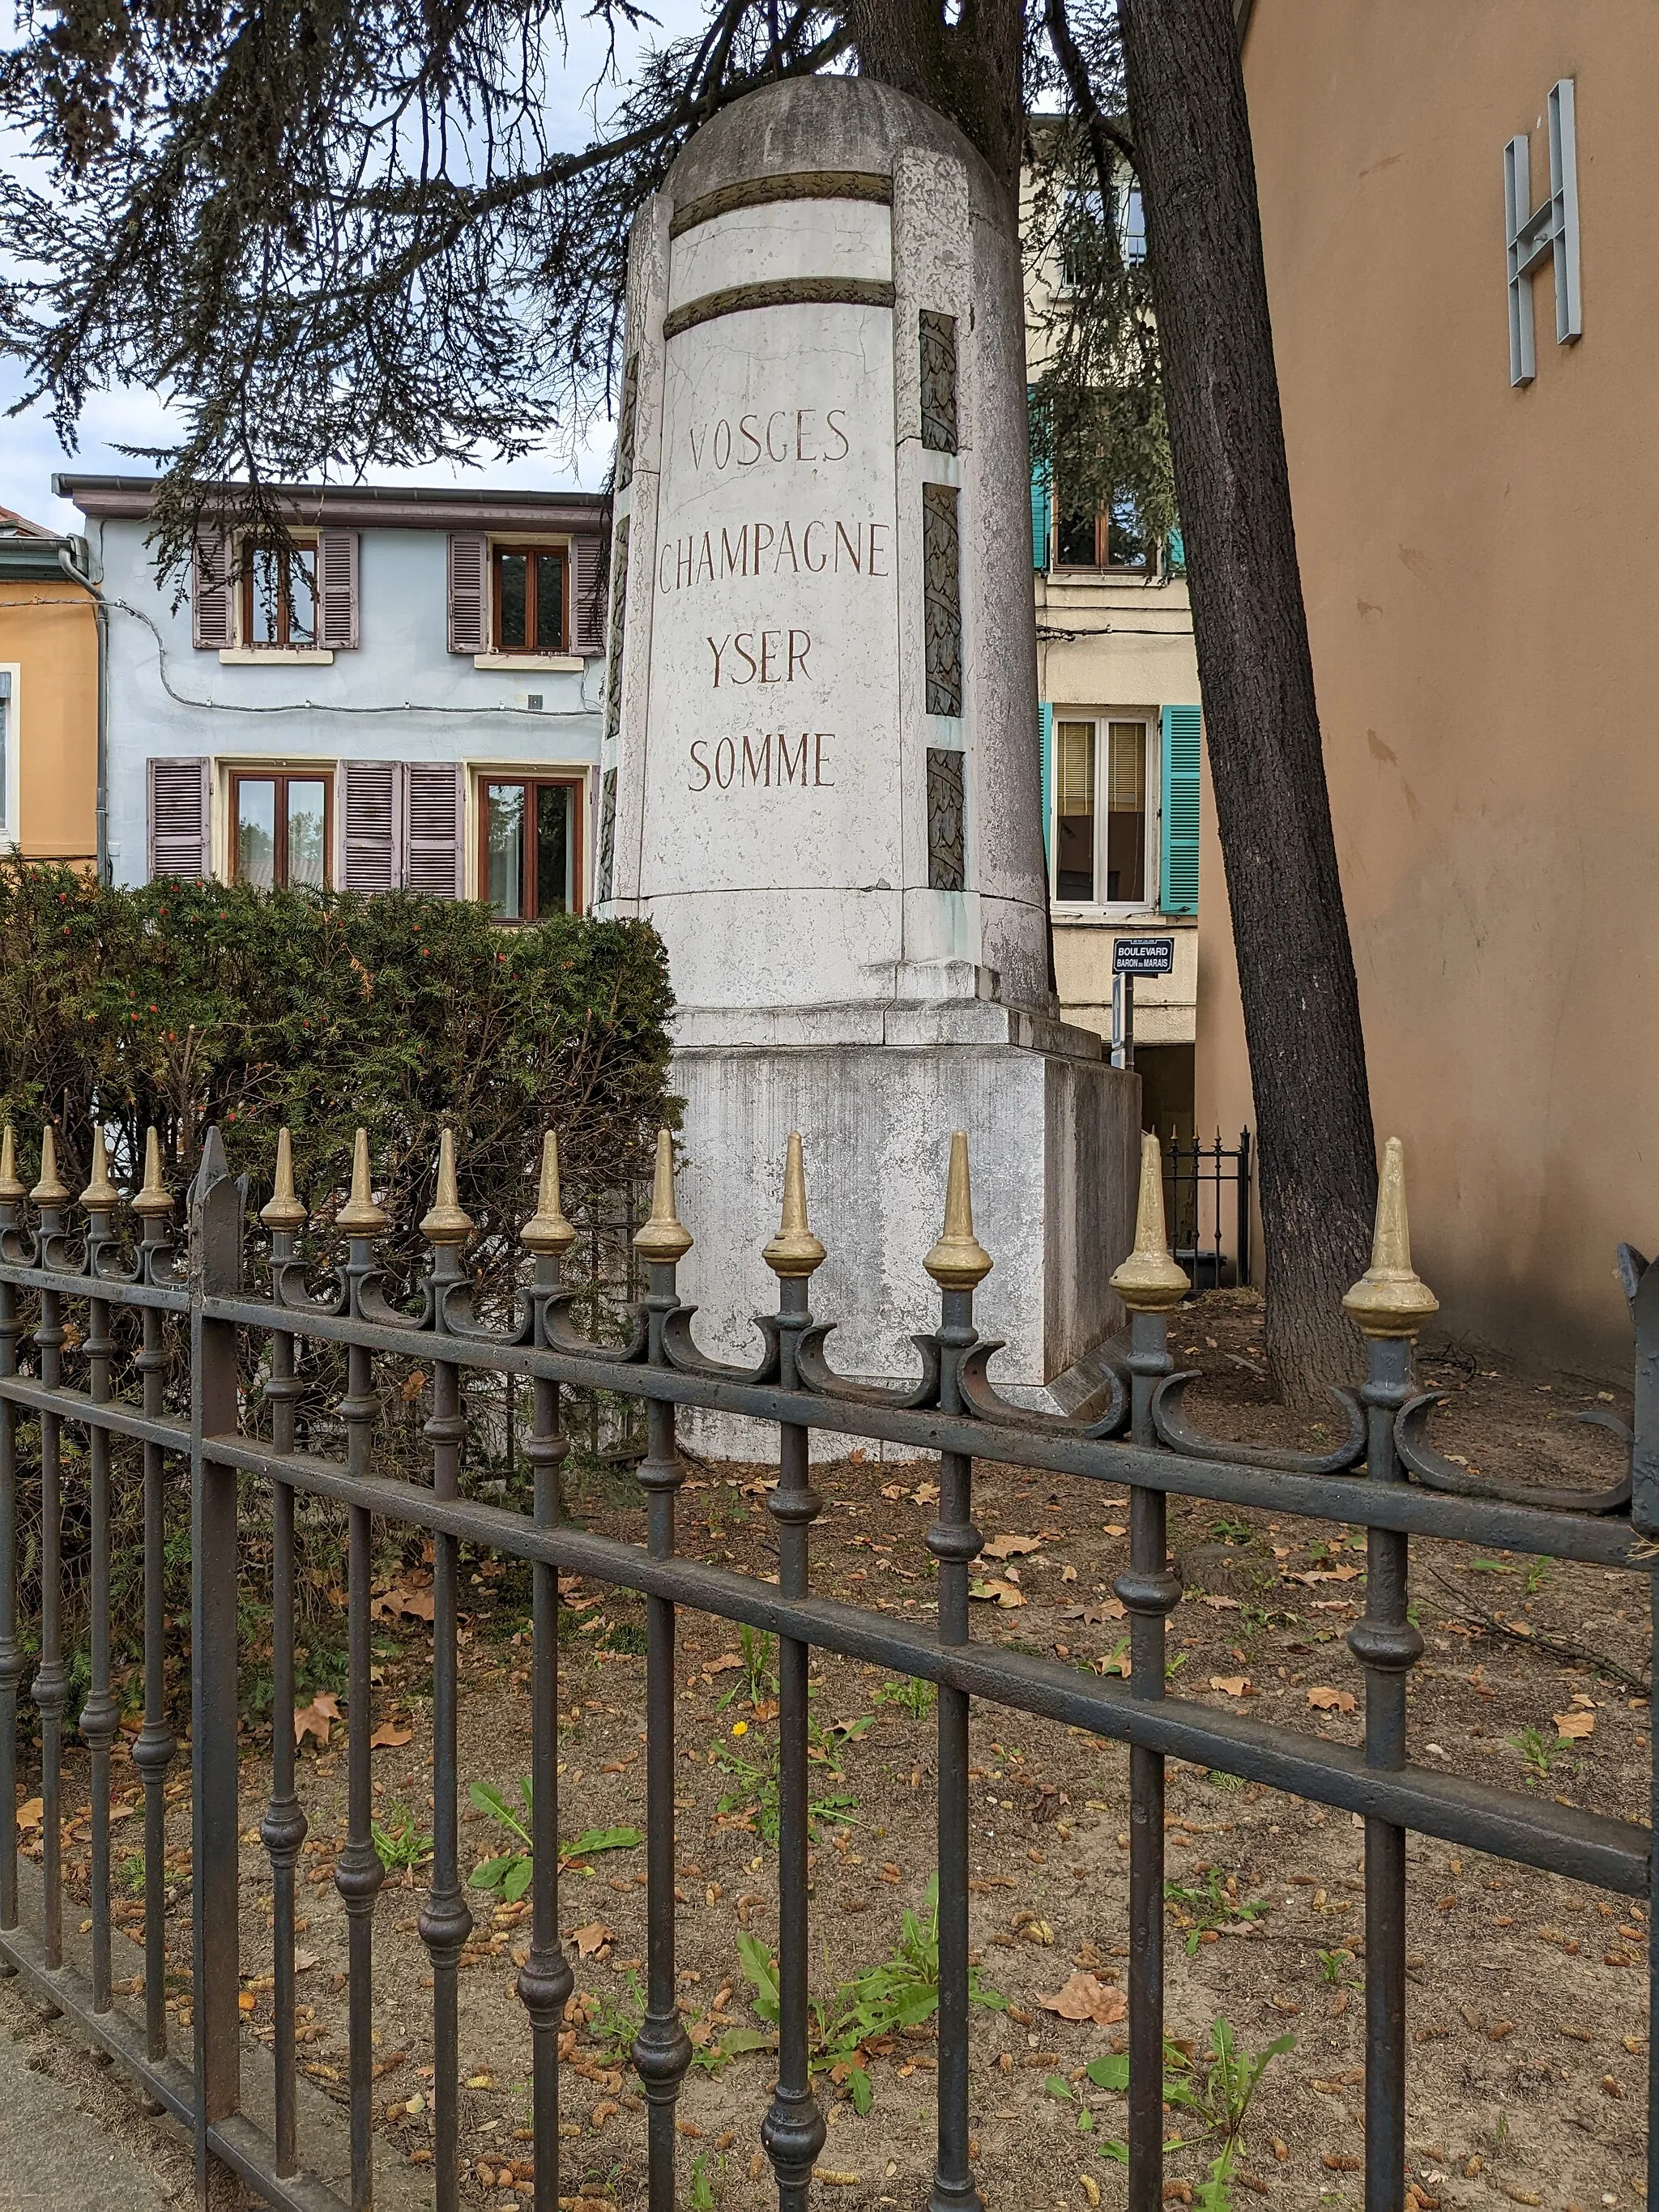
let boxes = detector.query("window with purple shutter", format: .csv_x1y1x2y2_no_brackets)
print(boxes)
404,765,465,897
447,533,488,654
572,535,606,655
318,530,360,649
192,535,234,650
339,761,402,892
147,758,212,879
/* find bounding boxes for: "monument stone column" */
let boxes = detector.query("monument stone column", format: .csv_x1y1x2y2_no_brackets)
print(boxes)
595,77,1137,1422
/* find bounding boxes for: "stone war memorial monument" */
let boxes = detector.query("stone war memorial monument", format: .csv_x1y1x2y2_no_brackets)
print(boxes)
595,76,1137,1422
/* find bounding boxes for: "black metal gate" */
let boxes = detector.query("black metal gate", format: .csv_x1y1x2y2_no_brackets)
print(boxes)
0,1117,1651,2212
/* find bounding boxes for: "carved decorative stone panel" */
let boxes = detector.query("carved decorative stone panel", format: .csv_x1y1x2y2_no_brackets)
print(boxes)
923,482,962,718
927,745,965,890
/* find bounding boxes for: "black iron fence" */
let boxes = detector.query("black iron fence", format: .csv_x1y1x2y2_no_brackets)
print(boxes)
0,1117,1653,2212
1163,1130,1252,1293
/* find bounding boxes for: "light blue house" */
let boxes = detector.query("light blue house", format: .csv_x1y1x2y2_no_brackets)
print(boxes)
56,476,608,914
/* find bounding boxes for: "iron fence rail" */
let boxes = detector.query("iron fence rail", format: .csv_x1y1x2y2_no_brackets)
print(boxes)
0,1120,1652,2212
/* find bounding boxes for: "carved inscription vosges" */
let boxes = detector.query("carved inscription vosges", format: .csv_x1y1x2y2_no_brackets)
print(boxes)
663,390,886,795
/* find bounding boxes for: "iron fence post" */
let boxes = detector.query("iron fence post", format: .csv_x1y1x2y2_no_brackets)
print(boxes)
31,1132,69,1976
0,1136,24,1947
132,1131,179,2065
419,1132,475,2212
334,1132,390,2212
519,1136,577,2212
761,1136,829,2210
1343,1140,1435,2212
79,1139,122,2016
630,1137,694,2212
1111,1136,1188,2212
1236,1129,1252,1288
190,1128,245,2200
924,1134,989,2212
259,1132,309,2178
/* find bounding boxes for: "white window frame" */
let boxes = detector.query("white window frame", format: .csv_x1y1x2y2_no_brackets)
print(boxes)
211,757,337,886
1048,710,1159,921
0,665,19,850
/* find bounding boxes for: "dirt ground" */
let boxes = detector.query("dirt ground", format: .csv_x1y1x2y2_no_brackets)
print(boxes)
15,1291,1652,2210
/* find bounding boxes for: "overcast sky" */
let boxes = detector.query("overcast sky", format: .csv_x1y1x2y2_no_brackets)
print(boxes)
0,0,707,534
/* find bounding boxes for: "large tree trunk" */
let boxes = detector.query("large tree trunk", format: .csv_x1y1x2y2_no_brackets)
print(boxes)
847,0,1026,199
1119,0,1377,1402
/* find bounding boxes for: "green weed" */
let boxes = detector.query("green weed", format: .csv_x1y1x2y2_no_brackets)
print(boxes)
735,1875,1004,2114
1163,1868,1269,1954
872,1675,936,1721
1508,1725,1555,1784
371,1802,433,1876
1050,2021,1294,2194
716,1625,778,1713
467,1778,642,1901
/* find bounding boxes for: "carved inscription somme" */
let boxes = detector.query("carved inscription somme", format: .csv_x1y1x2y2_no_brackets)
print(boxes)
656,389,893,799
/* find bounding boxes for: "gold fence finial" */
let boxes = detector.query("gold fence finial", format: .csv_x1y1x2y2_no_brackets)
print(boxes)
1110,1132,1190,1312
924,1131,992,1289
82,1125,119,1207
261,1127,309,1232
633,1127,693,1263
336,1127,390,1236
0,1127,25,1204
763,1131,826,1280
522,1131,577,1255
30,1125,69,1207
132,1127,175,1219
1343,1136,1439,1339
419,1126,474,1245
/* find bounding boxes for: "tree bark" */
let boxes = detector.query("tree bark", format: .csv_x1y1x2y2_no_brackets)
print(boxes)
847,0,1026,199
1118,0,1377,1402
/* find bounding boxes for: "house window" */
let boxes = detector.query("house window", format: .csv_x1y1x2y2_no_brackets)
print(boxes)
1052,718,1151,908
1056,491,1149,573
493,547,567,654
241,539,318,648
232,771,331,890
481,778,581,918
0,671,11,844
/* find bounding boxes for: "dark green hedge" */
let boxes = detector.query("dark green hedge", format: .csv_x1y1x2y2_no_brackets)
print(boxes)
0,859,676,1235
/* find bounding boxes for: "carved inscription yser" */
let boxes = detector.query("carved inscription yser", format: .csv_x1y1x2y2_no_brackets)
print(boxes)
654,386,895,799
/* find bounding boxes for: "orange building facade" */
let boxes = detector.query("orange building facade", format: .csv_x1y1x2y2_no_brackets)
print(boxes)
1200,6,1657,1375
0,509,100,868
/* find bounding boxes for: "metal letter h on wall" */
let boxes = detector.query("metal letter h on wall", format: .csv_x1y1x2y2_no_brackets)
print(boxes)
1505,78,1581,388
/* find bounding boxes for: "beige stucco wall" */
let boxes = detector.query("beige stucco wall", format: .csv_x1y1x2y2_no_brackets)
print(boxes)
0,579,98,864
1201,3,1659,1374
1037,573,1203,1051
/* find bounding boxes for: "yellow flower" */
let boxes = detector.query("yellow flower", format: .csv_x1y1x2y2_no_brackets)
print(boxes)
731,1720,748,1737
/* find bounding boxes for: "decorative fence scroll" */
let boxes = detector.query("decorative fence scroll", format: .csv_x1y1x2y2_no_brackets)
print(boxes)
0,1115,1652,2212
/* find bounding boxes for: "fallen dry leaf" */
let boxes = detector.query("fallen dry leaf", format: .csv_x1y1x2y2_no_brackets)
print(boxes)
293,1947,318,1972
369,1720,414,1750
1035,1971,1127,2026
1209,1676,1251,1698
1553,1710,1595,1740
969,1578,1026,1608
981,1534,1042,1560
569,1921,613,1958
15,1797,42,1832
1306,1686,1357,1715
704,1654,744,1675
1061,1600,1125,1625
370,1584,436,1624
1199,1594,1240,1611
911,1483,940,1506
294,1691,342,1747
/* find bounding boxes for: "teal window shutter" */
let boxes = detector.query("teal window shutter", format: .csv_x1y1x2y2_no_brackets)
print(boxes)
1031,462,1052,572
1165,526,1186,578
1038,701,1054,873
1028,386,1051,571
1160,703,1201,914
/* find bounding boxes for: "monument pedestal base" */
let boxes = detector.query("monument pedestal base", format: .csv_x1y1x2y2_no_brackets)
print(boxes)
669,1004,1141,1462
